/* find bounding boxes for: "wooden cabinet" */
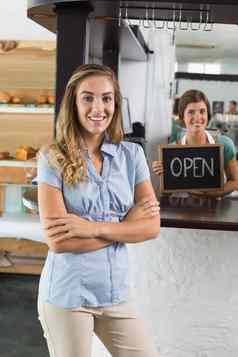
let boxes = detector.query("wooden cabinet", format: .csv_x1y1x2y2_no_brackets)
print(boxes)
0,108,51,275
0,41,53,275
0,181,48,274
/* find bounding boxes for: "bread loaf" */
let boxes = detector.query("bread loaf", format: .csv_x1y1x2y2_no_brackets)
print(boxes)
16,146,37,161
47,95,55,105
36,95,48,105
11,96,21,104
0,151,10,160
0,91,11,104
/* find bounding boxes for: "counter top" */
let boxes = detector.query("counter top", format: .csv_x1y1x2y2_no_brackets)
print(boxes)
159,193,238,231
0,213,44,242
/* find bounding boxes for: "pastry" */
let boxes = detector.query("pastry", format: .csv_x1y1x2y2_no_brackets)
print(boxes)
36,95,48,105
0,151,10,160
0,91,11,104
47,95,55,105
16,146,37,161
11,96,21,104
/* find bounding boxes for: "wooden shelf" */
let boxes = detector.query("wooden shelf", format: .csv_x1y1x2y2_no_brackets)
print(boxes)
0,263,44,275
0,237,47,255
0,106,54,114
0,160,37,168
0,183,35,187
0,111,54,154
0,237,48,275
0,264,44,275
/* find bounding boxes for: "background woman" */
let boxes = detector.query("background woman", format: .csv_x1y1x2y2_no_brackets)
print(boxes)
152,89,238,197
37,64,160,357
169,96,185,143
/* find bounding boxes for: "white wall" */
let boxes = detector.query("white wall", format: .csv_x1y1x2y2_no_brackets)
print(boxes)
221,62,238,74
0,0,55,40
119,60,147,124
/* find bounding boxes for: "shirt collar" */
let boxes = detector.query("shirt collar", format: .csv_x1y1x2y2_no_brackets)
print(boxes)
80,135,118,158
100,141,117,157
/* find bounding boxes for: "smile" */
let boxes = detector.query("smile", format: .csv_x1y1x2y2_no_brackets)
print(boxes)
191,121,205,125
88,116,106,122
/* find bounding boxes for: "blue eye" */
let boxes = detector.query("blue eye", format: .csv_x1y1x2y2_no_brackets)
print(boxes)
83,96,93,103
103,96,112,103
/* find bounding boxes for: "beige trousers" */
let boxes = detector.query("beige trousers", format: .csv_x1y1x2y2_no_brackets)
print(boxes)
38,300,159,357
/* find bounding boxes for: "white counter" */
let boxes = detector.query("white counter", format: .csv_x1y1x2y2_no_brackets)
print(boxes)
0,212,44,243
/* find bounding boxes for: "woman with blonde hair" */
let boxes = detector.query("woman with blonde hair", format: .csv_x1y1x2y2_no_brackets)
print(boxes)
37,64,160,357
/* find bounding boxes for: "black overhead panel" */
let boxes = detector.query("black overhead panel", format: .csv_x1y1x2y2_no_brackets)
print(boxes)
28,1,238,30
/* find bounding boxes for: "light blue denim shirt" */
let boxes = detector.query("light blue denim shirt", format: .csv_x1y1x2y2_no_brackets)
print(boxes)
37,141,150,309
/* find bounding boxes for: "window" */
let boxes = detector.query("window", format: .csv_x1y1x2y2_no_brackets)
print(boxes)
204,63,221,74
187,62,221,74
188,63,204,73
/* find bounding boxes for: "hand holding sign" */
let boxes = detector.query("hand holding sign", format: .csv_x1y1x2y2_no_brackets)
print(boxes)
152,160,164,176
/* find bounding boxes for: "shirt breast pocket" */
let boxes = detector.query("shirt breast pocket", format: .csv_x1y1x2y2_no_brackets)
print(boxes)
63,179,101,215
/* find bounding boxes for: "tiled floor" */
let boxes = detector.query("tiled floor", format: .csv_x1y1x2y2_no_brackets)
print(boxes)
0,273,48,357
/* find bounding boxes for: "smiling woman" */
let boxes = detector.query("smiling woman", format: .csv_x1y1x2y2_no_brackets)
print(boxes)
37,64,160,357
76,75,115,140
152,89,238,198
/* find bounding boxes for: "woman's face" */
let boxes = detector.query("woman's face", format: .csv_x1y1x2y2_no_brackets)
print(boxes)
183,101,208,134
76,75,115,140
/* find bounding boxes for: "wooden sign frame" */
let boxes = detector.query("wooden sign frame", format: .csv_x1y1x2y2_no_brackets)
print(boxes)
159,144,224,193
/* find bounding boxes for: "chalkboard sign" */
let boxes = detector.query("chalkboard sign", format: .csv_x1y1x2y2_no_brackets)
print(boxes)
159,144,224,192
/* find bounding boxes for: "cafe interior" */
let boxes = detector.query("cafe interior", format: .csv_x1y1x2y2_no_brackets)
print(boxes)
1,1,238,357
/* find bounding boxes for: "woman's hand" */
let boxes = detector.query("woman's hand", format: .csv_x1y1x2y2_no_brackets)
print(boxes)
152,160,164,176
125,197,160,222
44,214,97,243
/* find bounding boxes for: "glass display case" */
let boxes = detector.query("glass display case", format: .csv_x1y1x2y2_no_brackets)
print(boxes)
0,176,47,275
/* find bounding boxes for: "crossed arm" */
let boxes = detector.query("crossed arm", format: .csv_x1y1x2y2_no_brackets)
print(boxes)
38,180,160,254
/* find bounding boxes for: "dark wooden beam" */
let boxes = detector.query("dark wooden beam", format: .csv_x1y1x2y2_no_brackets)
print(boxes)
54,2,93,118
102,22,120,76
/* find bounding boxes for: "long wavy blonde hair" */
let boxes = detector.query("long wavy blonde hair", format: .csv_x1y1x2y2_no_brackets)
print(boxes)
43,64,124,186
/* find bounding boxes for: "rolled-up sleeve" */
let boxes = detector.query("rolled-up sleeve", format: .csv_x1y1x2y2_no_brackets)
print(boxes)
134,144,150,185
37,152,62,190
